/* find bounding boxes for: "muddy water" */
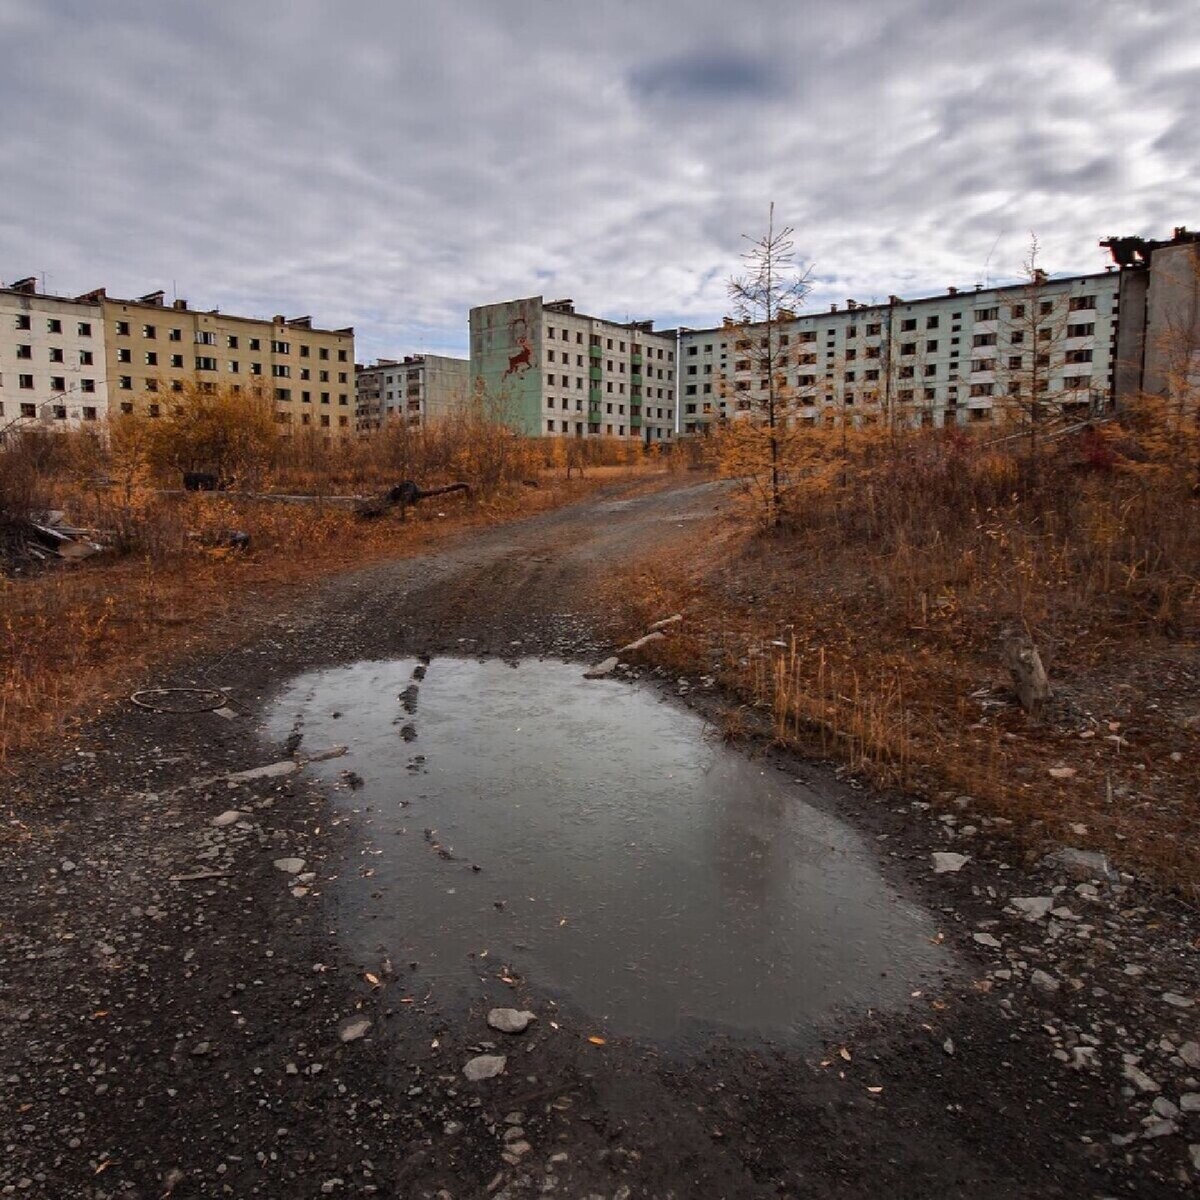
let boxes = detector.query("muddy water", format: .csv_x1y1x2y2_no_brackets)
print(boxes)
267,657,951,1044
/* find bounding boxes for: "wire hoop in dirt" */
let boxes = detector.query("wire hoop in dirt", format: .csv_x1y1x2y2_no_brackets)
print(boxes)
129,687,228,715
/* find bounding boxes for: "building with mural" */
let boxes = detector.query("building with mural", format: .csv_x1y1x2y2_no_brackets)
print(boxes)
468,296,677,443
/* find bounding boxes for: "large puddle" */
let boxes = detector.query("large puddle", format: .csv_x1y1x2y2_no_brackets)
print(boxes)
267,658,951,1044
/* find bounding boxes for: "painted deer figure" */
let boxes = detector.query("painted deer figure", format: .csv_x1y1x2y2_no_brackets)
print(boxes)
503,334,533,380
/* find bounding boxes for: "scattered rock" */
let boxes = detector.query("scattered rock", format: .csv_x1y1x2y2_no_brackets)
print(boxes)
932,852,970,874
1190,1144,1200,1172
648,614,683,632
308,745,349,762
1041,847,1117,882
583,657,619,680
338,1015,371,1043
487,1008,537,1034
1152,1097,1180,1119
211,810,244,828
1142,1118,1177,1139
1162,992,1195,1009
274,858,306,874
1123,1062,1160,1093
1010,896,1054,921
1030,969,1061,994
1180,1042,1200,1070
1048,766,1077,780
972,932,1002,949
463,1054,506,1082
226,760,299,782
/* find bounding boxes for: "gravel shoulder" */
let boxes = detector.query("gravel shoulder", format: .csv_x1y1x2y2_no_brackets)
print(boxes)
2,476,1199,1199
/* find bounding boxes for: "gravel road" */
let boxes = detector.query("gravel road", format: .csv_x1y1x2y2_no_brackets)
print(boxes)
2,476,1199,1199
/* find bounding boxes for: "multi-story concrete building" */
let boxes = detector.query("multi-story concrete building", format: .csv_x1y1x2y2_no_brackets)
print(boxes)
469,297,676,442
89,289,355,436
0,278,108,434
355,354,470,433
678,271,1122,434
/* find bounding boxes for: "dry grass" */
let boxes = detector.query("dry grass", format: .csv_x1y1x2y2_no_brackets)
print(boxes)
611,407,1200,893
0,407,662,766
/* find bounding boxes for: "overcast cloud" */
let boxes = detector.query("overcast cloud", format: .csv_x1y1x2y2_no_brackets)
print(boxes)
1,0,1197,361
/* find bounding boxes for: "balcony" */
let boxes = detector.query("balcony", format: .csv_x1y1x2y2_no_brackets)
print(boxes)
630,413,642,429
589,386,603,403
631,352,643,366
589,365,602,381
630,371,642,385
588,344,602,358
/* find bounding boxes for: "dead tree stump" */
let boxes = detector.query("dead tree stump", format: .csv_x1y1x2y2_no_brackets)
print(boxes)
1001,626,1052,714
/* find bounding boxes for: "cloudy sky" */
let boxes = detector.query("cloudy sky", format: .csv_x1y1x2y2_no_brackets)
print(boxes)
2,0,1197,361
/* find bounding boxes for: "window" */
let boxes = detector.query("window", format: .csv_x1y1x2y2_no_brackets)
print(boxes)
1040,301,1053,315
19,375,33,390
926,315,939,329
1068,296,1096,312
79,350,93,366
116,321,130,335
1066,349,1093,364
81,378,95,393
321,392,330,404
48,347,64,363
117,348,131,364
142,324,156,339
119,376,132,390
972,333,996,347
300,344,310,358
14,314,31,330
250,362,262,375
865,323,881,336
47,318,62,334
1067,323,1095,338
144,351,157,366
120,401,134,413
337,349,347,362
249,337,262,351
169,327,182,341
900,318,917,332
170,354,184,368
16,344,31,359
272,340,290,354
1008,355,1023,369
144,378,158,392
82,406,96,421
975,307,999,321
195,356,217,371
969,382,994,397
318,346,328,360
196,330,216,345
900,342,916,355
78,321,91,337
971,359,996,373
1010,304,1025,319
227,335,239,349
547,419,556,432
20,402,35,417
1011,331,1025,345
926,340,938,353
338,394,348,406
272,364,291,377
228,360,240,373
275,388,291,401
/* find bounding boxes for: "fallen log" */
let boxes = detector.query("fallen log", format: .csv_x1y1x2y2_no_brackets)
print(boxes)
356,480,471,520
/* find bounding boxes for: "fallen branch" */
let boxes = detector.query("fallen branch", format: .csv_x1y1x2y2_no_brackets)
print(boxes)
356,480,472,520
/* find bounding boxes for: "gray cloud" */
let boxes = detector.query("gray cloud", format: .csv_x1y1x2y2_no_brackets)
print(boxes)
0,0,1197,361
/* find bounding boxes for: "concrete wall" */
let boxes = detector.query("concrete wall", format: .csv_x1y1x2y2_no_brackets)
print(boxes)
1142,242,1200,401
0,288,108,433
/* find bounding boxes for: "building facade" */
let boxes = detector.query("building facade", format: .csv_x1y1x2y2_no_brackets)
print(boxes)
0,278,108,434
91,289,355,435
355,354,470,432
678,272,1121,435
469,297,676,442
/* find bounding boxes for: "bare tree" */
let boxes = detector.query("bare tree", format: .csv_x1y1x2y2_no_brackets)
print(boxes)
723,204,812,527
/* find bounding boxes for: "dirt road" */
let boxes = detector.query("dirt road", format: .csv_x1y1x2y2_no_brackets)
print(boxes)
2,476,1198,1199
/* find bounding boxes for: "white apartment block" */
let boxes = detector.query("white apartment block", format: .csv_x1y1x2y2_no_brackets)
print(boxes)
0,278,108,435
469,297,677,442
679,272,1121,434
355,354,469,433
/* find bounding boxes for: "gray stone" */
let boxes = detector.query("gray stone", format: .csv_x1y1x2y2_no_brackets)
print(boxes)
487,1008,537,1034
1180,1042,1200,1069
1189,1144,1200,1172
1142,1118,1177,1139
1041,847,1117,881
972,932,1002,949
582,658,619,680
1009,896,1054,921
1162,992,1195,1009
1030,969,1060,994
1153,1096,1180,1119
274,857,306,874
338,1015,371,1043
932,852,970,874
463,1054,506,1082
211,810,243,828
1180,1094,1200,1112
60,859,76,873
308,745,349,762
617,631,665,656
1123,1062,1160,1093
227,760,298,782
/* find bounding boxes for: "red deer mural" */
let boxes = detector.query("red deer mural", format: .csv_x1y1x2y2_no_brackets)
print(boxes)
502,317,534,380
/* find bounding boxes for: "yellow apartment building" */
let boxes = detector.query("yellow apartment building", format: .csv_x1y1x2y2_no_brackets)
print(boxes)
90,289,355,435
